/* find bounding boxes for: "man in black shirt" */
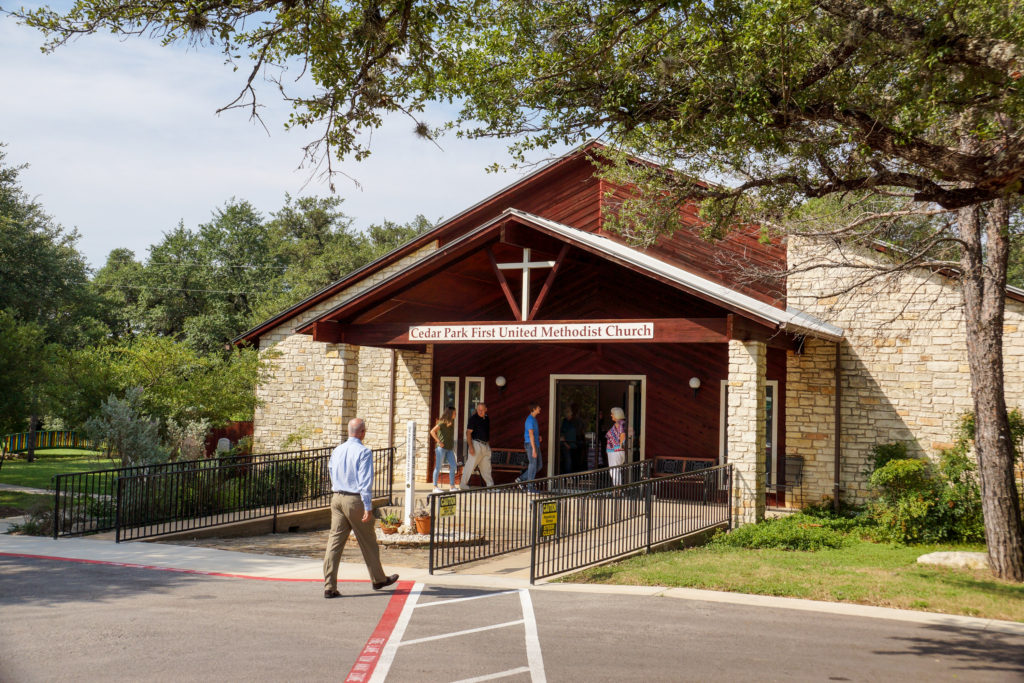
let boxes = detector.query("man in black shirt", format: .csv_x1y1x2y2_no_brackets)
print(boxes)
461,402,494,488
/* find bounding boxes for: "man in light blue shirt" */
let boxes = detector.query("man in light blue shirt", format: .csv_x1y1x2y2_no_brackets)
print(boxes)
322,418,399,598
517,402,543,490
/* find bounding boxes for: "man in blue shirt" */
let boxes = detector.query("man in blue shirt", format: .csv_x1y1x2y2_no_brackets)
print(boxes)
517,403,543,489
323,418,399,598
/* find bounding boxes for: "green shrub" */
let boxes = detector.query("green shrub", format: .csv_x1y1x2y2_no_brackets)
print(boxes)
867,451,985,544
870,442,909,472
868,458,939,543
711,515,850,551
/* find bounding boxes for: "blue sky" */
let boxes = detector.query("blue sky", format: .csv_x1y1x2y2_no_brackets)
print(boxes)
1,7,567,268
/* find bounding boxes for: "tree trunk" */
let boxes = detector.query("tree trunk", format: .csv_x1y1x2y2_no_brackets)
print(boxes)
959,199,1024,582
26,414,38,463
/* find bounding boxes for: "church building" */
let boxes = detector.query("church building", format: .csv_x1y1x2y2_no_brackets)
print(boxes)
237,143,1024,524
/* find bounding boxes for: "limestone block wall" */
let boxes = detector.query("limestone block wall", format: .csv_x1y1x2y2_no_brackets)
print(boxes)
353,345,434,485
786,237,1024,506
728,339,767,525
393,347,434,483
253,242,438,453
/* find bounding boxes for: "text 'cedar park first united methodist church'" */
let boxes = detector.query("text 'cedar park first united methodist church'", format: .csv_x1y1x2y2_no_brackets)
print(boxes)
407,322,655,342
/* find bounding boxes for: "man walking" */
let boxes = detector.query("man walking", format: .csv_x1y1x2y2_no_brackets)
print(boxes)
517,402,543,489
461,402,494,488
323,418,399,598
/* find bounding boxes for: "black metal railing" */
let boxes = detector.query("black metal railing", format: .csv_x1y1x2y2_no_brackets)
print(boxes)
428,460,652,573
529,464,732,583
52,446,396,540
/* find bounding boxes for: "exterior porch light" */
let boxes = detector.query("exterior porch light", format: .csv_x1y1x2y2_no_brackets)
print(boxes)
688,376,701,398
495,375,507,392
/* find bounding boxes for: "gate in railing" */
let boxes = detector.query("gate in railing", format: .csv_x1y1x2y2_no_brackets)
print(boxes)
529,464,732,583
52,446,396,540
428,460,652,573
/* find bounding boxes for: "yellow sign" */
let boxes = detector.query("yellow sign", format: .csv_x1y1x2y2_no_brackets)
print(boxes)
540,501,558,538
438,494,457,517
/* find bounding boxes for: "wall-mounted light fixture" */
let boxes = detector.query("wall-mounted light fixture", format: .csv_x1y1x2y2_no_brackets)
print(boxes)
495,375,507,393
688,377,701,399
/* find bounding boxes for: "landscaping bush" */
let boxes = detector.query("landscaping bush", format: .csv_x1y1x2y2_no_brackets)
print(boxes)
710,514,850,551
85,388,168,467
869,441,909,472
867,445,985,544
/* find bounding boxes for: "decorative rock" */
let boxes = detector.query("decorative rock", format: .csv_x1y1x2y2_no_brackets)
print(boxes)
916,551,989,570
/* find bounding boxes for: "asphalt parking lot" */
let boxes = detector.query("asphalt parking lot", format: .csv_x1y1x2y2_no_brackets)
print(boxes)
4,554,1024,683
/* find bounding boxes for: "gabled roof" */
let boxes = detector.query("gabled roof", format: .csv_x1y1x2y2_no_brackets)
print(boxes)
235,141,608,344
297,208,844,342
504,210,844,341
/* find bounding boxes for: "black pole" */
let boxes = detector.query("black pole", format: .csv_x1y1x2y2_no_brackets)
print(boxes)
52,476,60,540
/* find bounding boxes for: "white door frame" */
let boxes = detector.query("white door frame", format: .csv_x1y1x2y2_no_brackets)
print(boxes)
547,374,647,478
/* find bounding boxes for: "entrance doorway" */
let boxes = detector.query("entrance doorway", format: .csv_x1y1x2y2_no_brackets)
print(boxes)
549,375,645,477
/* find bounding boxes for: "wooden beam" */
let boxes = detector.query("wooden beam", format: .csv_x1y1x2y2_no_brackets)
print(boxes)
487,248,522,320
334,318,730,347
726,314,794,350
311,321,343,343
528,243,571,321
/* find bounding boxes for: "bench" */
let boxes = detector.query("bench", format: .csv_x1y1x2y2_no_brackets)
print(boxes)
653,456,717,476
465,448,529,486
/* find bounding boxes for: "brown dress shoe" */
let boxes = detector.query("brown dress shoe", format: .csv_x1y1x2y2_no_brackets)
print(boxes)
324,589,342,599
372,574,399,590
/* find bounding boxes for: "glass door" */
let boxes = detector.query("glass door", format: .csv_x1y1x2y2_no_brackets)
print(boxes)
463,377,484,461
439,377,459,459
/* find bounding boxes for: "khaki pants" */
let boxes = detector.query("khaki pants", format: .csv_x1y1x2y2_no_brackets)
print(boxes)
462,440,494,487
323,493,386,591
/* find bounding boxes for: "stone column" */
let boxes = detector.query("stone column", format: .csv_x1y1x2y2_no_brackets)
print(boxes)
728,339,767,526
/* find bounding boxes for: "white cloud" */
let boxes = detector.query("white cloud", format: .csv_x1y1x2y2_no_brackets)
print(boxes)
1,16,568,267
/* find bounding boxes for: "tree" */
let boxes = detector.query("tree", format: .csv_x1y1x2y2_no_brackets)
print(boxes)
0,311,57,460
22,0,1024,579
0,144,106,347
111,335,271,429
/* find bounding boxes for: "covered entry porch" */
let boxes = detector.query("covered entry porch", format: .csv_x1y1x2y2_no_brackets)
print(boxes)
298,208,843,524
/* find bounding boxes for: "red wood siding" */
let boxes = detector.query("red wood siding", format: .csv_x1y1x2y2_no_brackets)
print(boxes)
600,180,786,305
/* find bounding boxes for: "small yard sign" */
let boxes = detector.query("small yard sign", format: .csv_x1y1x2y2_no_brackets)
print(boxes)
540,501,558,538
438,494,457,517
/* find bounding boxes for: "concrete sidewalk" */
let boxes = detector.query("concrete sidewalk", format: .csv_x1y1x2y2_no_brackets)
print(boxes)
3,530,1023,636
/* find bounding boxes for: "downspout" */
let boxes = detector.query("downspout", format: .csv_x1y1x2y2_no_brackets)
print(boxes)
833,341,842,513
387,349,397,449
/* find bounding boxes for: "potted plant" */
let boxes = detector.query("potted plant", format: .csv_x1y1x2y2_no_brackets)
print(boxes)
379,511,401,535
413,502,431,535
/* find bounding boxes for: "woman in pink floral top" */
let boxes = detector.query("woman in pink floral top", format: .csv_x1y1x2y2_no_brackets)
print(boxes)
606,406,627,485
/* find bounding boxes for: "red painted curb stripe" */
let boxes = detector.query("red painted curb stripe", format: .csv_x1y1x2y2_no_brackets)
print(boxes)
345,581,414,683
0,552,368,583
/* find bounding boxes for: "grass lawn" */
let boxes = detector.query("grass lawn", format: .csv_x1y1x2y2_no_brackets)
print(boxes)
0,490,53,516
0,449,115,490
564,539,1024,622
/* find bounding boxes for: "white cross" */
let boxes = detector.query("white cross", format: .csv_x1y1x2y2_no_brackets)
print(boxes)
496,248,556,321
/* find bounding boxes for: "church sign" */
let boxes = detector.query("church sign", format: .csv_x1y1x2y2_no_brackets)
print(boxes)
409,322,654,342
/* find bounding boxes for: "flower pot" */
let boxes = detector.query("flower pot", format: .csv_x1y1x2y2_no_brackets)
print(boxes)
414,516,431,535
381,525,399,535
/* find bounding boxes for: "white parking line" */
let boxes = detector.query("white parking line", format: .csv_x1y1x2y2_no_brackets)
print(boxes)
450,666,532,683
371,586,547,682
368,582,423,683
519,589,546,683
414,590,521,609
399,620,525,647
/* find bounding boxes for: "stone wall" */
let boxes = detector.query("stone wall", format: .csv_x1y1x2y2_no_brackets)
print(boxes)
727,340,767,524
786,237,1024,505
353,345,435,485
253,242,437,455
